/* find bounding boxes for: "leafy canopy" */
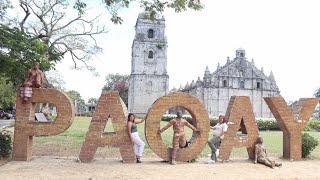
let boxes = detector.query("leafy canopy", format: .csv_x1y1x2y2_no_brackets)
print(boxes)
0,25,52,85
77,0,204,24
103,73,129,106
0,77,16,108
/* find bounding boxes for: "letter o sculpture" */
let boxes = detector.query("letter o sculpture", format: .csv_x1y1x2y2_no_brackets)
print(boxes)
145,93,209,161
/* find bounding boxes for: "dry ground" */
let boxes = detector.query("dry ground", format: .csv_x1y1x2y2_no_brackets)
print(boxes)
1,156,320,180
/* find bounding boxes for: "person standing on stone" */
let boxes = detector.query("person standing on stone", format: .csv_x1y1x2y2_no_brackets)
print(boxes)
206,115,228,164
158,111,200,165
254,136,282,168
127,113,145,163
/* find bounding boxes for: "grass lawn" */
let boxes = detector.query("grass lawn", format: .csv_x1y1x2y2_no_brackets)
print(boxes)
33,117,320,159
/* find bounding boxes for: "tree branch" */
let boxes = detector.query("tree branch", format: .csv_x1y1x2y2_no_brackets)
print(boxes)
27,1,49,38
52,14,102,33
51,28,105,47
19,0,30,33
41,0,60,18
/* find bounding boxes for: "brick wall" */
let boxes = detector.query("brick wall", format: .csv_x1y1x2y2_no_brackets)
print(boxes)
12,88,75,161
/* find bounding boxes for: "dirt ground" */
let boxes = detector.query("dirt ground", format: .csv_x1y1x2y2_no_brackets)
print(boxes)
2,128,320,179
1,156,320,180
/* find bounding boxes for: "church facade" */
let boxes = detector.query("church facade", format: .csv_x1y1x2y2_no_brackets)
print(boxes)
128,14,280,118
176,48,280,118
128,13,169,116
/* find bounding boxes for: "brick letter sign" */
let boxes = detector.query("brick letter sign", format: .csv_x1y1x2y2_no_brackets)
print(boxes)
264,96,319,160
145,93,209,161
219,96,259,161
12,88,75,161
79,91,135,163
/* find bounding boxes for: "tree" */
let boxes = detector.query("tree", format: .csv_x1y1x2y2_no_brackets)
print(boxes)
88,97,98,104
85,0,204,24
0,77,16,108
66,90,85,112
17,0,106,68
0,25,51,85
1,0,204,85
1,0,107,85
103,73,129,106
0,0,12,20
45,70,66,90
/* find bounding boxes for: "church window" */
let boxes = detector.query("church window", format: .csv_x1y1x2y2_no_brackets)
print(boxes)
223,80,227,87
148,29,154,38
257,82,261,89
240,81,245,88
148,50,154,58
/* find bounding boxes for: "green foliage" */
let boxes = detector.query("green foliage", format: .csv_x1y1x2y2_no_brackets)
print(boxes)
76,112,93,117
137,33,145,41
304,120,320,132
1,0,107,86
162,116,282,131
74,0,203,24
160,117,320,132
161,114,218,126
0,0,12,20
73,0,87,15
88,97,98,104
0,130,12,159
66,90,85,112
0,25,51,85
302,133,319,158
103,73,129,106
0,77,16,108
161,116,281,131
256,119,280,131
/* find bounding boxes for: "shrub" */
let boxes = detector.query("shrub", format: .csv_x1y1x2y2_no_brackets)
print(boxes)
256,119,280,131
160,116,320,132
303,125,312,131
302,133,319,158
161,114,218,126
305,120,320,132
0,130,12,159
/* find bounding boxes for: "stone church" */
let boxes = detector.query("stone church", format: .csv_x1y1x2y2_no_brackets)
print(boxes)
128,13,280,118
175,48,280,118
128,13,169,116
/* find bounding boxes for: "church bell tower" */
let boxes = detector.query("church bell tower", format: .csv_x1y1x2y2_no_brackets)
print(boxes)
128,13,169,116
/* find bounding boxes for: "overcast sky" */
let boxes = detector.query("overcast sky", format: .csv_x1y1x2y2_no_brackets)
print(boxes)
54,0,320,103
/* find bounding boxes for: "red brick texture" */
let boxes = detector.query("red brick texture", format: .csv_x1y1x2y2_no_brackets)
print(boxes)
264,96,319,160
145,93,209,162
219,96,260,161
12,88,75,161
79,91,135,163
